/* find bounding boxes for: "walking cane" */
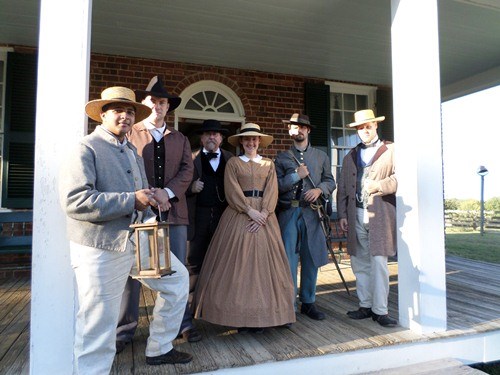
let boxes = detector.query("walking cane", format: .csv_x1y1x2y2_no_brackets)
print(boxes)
288,151,350,295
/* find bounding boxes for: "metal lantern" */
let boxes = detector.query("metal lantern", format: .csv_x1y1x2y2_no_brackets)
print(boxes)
129,221,174,278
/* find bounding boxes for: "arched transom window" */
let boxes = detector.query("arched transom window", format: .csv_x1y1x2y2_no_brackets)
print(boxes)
176,80,245,123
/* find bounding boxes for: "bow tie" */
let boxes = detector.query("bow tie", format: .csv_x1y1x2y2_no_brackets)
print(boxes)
360,141,379,149
204,152,218,160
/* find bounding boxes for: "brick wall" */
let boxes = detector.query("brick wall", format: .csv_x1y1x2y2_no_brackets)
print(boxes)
88,53,325,158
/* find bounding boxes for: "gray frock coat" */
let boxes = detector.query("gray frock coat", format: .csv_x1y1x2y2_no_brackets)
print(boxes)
275,146,336,268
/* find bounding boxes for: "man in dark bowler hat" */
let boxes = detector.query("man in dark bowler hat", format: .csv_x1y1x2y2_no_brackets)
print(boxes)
187,119,233,278
116,75,198,351
275,113,336,321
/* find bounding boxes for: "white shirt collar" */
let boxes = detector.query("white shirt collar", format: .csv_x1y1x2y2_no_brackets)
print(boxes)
202,148,220,155
145,122,166,133
239,154,262,163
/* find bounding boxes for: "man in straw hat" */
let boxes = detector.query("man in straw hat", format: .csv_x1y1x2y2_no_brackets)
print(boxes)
124,75,199,342
337,109,398,327
59,86,192,373
275,113,336,321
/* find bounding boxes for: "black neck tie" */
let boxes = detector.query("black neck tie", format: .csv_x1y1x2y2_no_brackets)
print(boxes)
205,152,218,160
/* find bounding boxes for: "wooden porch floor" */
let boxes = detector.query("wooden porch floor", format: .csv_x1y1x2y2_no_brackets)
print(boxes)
1,255,499,374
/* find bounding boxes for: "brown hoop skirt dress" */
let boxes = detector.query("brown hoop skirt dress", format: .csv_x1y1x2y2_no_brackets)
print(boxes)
193,156,296,327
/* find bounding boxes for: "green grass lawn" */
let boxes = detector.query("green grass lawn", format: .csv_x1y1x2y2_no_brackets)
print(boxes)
445,228,500,264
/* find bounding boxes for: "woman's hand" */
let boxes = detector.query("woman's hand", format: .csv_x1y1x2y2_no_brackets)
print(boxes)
246,220,261,233
247,208,267,226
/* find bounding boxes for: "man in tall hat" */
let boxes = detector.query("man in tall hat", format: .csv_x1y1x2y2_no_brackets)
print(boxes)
117,75,198,351
275,113,336,321
187,119,234,277
60,86,192,373
337,109,398,327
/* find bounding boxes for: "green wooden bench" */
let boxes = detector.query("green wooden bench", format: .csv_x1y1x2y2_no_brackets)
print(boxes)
0,211,33,255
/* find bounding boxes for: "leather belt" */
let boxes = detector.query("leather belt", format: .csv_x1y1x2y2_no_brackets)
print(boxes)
243,190,264,198
291,199,310,208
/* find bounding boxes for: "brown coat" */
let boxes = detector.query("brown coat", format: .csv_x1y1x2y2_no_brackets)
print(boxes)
128,122,194,225
336,142,397,257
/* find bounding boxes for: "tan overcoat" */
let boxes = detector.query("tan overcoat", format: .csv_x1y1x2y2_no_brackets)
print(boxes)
336,142,397,257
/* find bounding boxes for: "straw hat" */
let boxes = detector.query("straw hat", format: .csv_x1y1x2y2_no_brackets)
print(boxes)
282,113,315,128
227,123,274,148
348,109,385,128
85,86,151,123
135,76,181,113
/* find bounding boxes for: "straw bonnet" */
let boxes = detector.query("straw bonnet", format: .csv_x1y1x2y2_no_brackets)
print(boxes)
135,76,182,113
348,109,385,128
195,119,229,135
85,86,151,123
227,123,274,148
282,113,315,128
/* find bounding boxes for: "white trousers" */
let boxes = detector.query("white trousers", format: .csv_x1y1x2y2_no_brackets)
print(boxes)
70,241,188,375
350,208,390,316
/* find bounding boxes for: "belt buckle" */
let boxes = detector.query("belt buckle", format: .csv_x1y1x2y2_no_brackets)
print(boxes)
252,189,259,197
291,200,299,207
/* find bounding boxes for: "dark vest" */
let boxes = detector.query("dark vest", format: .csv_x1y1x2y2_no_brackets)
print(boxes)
153,138,166,187
197,153,227,207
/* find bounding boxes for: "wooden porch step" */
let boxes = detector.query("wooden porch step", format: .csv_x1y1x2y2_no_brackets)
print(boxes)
360,358,487,374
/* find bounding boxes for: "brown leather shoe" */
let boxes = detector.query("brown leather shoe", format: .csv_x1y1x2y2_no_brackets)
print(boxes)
146,348,193,365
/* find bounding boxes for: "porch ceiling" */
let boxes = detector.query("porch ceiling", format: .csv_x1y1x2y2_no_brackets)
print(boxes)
1,0,499,100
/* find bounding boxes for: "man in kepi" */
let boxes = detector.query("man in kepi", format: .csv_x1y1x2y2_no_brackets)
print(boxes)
60,86,192,373
337,109,398,327
187,119,233,277
275,113,336,321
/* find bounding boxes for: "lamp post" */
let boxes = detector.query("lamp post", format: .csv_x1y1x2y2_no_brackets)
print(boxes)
477,165,488,236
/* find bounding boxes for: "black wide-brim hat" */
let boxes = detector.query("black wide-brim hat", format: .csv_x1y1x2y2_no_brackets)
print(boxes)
195,119,229,135
282,113,315,128
135,76,182,113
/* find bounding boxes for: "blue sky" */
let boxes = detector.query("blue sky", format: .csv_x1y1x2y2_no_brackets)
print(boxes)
441,85,500,200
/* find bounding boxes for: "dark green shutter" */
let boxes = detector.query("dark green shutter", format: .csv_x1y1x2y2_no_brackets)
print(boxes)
2,52,37,208
304,82,330,156
376,87,394,142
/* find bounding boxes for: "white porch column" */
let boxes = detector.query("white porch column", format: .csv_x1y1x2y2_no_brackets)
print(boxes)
390,0,447,333
30,0,92,373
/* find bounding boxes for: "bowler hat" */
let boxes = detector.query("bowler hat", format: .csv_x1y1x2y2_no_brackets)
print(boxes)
135,76,182,113
85,86,151,123
282,113,315,128
195,119,229,135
